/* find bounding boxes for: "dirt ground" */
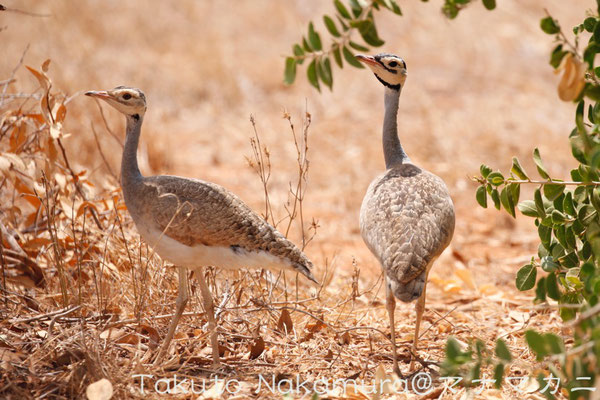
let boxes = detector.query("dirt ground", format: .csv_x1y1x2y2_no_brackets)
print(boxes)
0,1,592,398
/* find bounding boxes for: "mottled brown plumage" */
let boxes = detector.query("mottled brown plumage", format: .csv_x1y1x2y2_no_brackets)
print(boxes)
85,87,316,369
360,164,454,302
355,53,455,375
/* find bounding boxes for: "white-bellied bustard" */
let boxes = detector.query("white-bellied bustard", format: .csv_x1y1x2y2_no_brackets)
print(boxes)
85,87,317,367
355,54,455,375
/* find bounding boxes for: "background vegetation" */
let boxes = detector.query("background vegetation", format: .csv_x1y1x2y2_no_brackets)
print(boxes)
0,0,591,398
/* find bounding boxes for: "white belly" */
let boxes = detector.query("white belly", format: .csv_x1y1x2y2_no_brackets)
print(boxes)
137,224,294,272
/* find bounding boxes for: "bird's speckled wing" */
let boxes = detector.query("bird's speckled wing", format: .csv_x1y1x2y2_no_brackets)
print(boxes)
128,175,314,280
360,163,455,299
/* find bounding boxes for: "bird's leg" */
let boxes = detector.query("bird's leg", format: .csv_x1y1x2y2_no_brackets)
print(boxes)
386,283,401,377
410,272,430,371
197,266,221,367
155,266,189,365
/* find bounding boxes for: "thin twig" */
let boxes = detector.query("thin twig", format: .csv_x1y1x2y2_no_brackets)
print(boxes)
90,122,117,181
0,44,29,108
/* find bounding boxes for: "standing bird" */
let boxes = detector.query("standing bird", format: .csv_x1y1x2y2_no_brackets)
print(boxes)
355,54,455,375
85,87,317,367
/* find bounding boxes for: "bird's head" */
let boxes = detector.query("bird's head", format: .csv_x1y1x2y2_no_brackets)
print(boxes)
356,53,407,91
85,86,147,118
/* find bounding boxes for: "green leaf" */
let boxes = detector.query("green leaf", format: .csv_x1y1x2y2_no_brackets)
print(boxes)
334,0,352,19
595,22,600,43
284,57,297,85
543,333,564,355
541,256,559,272
476,186,487,208
317,57,333,90
307,59,320,91
535,276,547,302
308,22,322,51
563,191,576,216
584,17,597,33
525,330,547,360
349,41,369,52
480,164,492,179
445,337,470,363
357,16,385,47
544,184,565,201
389,0,402,15
533,148,550,179
332,45,343,68
518,200,537,217
550,44,567,69
343,46,364,68
302,36,312,52
551,209,567,224
495,339,511,361
539,223,552,248
323,15,341,38
482,0,496,10
534,188,546,218
516,263,537,291
293,44,305,59
546,272,560,300
490,188,501,210
349,0,362,18
487,172,504,186
578,204,598,226
511,157,529,180
500,186,516,218
540,16,560,35
493,363,504,389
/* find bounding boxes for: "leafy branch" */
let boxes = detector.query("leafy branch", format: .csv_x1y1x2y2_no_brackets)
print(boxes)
284,0,496,91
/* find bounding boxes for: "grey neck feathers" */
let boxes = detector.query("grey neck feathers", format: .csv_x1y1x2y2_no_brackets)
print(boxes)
122,114,144,187
383,87,409,168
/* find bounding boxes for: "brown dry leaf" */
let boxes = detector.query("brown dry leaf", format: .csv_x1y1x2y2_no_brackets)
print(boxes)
41,59,51,72
138,324,160,345
77,201,99,218
115,333,139,345
324,348,333,362
248,336,265,359
0,349,23,363
454,267,477,290
25,66,50,92
0,152,27,176
276,309,293,333
54,102,67,123
557,53,586,101
305,318,326,333
339,331,351,345
86,378,113,400
99,328,127,341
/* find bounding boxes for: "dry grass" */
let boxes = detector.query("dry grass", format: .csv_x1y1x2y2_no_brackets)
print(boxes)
0,0,591,398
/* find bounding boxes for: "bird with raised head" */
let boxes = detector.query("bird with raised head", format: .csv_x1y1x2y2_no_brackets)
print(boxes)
85,86,317,367
354,54,455,375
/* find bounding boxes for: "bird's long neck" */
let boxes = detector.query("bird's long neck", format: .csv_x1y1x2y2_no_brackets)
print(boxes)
382,87,409,168
121,114,144,187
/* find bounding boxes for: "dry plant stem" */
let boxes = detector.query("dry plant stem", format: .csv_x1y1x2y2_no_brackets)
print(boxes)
0,44,28,108
41,176,68,307
0,224,6,306
90,122,117,180
93,99,124,149
248,115,274,223
55,137,103,229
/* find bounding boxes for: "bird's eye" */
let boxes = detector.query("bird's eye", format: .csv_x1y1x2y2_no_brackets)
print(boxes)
122,93,132,100
388,61,398,68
